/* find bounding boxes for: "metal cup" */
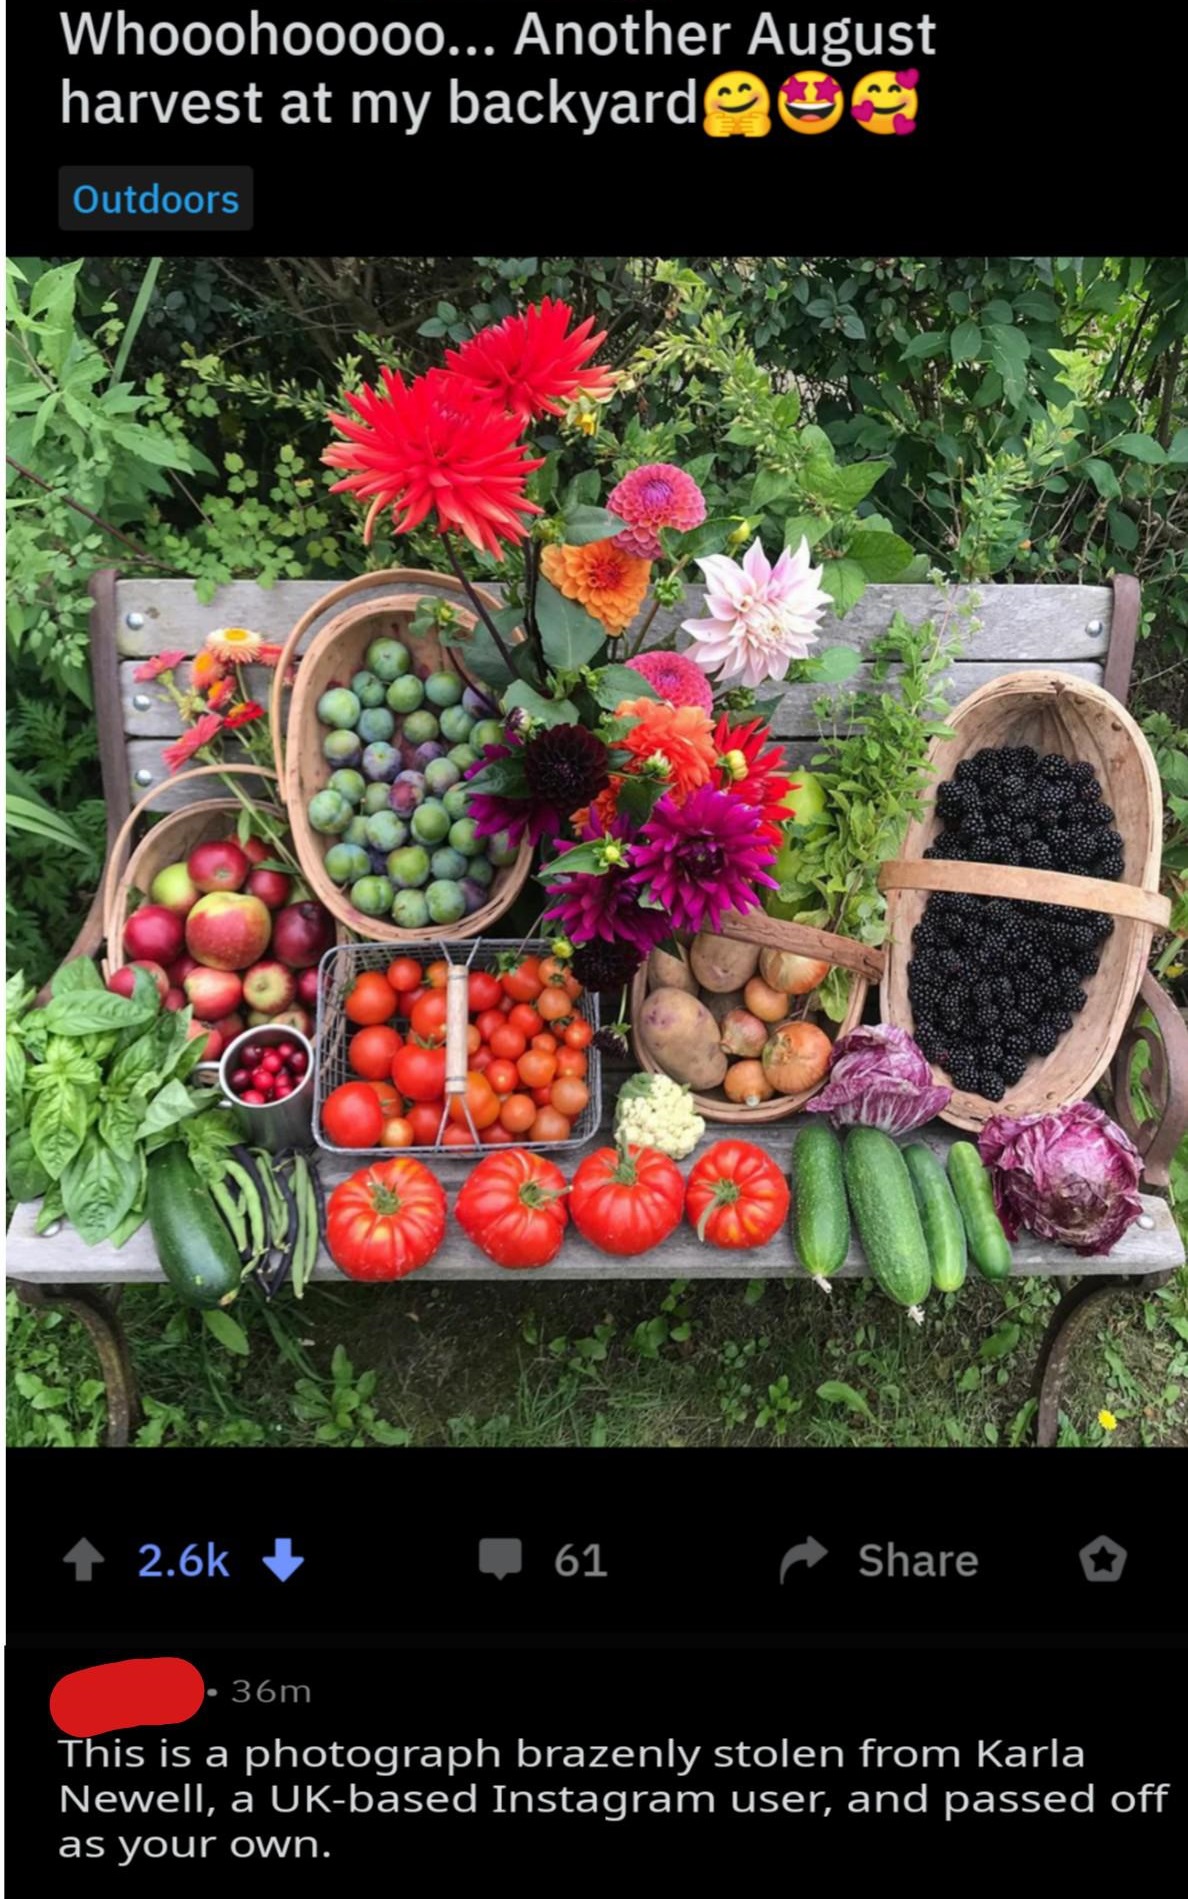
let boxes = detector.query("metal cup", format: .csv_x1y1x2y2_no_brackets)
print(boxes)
218,1025,315,1153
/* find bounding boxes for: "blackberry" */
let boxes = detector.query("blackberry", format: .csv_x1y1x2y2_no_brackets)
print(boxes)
1030,1024,1059,1056
1022,840,1053,867
1001,1054,1028,1086
1095,805,1116,826
1040,753,1072,781
1069,760,1096,787
978,1070,1006,1101
935,782,965,819
1050,1009,1075,1035
1074,949,1100,978
1037,782,1069,817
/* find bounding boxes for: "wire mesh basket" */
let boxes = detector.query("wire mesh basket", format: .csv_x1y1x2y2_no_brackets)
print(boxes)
313,937,603,1160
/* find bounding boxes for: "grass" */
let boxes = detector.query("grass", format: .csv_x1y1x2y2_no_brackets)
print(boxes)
9,1252,1187,1450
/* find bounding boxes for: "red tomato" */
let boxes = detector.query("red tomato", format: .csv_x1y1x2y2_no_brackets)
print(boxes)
563,1017,594,1051
485,1058,519,1097
466,1023,482,1056
410,990,449,1045
556,1046,587,1078
475,1008,507,1044
684,1140,790,1249
550,1077,589,1119
507,1003,543,1039
344,971,397,1026
489,1023,527,1061
538,986,572,1024
368,1078,403,1121
529,1106,572,1143
407,1100,446,1144
467,970,502,1013
423,958,450,990
499,1093,537,1134
569,1145,685,1257
480,1121,517,1145
531,1032,558,1054
325,1157,446,1280
501,957,543,1004
448,1072,501,1132
393,1042,447,1103
321,1081,384,1149
472,1047,493,1073
455,1149,569,1269
517,1048,556,1090
530,1085,553,1108
381,1116,414,1148
349,1024,403,1080
385,956,423,993
395,985,425,1018
442,1122,479,1148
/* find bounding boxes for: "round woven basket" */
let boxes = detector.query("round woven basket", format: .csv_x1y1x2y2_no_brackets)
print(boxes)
269,568,532,945
879,670,1170,1132
630,911,885,1123
101,763,339,978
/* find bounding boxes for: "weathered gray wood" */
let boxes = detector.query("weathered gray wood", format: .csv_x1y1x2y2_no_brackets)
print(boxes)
113,580,1114,664
7,1110,1181,1286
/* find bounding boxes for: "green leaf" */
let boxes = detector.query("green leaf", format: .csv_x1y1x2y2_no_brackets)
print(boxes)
138,1077,205,1141
662,517,735,562
590,665,659,710
99,1090,146,1161
1113,431,1167,465
804,455,890,511
441,620,513,688
40,990,158,1037
50,958,104,997
784,514,830,549
1083,457,1121,500
950,321,983,363
539,842,610,882
978,1322,1022,1362
750,467,796,511
502,681,579,726
1167,428,1188,465
615,773,668,825
818,559,867,616
816,1380,874,1420
464,753,528,800
801,644,862,685
562,469,601,509
60,1133,141,1246
535,578,607,670
30,1078,92,1177
847,529,913,581
561,504,626,545
204,1307,249,1352
6,1129,52,1202
1108,505,1139,552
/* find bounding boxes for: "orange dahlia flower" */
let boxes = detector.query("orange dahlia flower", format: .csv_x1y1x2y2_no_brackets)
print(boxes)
540,539,650,635
614,698,717,803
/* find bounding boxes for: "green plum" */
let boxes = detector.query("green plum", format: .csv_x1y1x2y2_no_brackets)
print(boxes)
470,719,506,752
403,709,440,746
430,846,469,882
317,686,362,729
345,814,371,847
438,704,475,745
351,875,395,918
424,669,464,708
366,637,412,682
486,827,519,868
443,784,471,822
411,800,450,846
308,788,352,836
324,841,371,885
448,817,482,857
365,810,407,853
358,705,396,745
466,854,495,889
362,742,399,782
350,670,387,709
424,757,461,798
386,673,424,714
425,880,466,926
329,768,366,807
447,744,479,772
323,729,363,769
388,844,430,889
362,782,392,815
391,889,430,929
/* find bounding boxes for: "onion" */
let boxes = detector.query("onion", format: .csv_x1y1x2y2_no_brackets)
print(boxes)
723,1060,775,1107
762,1020,833,1096
759,946,831,997
719,1008,768,1057
744,975,790,1023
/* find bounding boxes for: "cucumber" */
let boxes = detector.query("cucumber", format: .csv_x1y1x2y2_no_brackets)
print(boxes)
946,1142,1013,1282
903,1142,967,1294
842,1127,931,1322
791,1124,850,1289
147,1146,243,1310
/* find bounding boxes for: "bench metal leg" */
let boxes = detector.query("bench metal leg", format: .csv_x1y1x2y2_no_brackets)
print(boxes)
13,1281,142,1448
1032,1272,1175,1447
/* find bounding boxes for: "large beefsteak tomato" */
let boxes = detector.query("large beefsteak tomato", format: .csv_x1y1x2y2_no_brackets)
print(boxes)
684,1140,789,1249
326,1157,447,1280
568,1144,684,1258
455,1149,569,1269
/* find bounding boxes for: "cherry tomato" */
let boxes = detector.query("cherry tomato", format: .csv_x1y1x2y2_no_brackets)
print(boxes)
407,1100,446,1144
507,1003,543,1039
499,1093,537,1134
537,955,569,986
467,970,502,1013
321,1081,384,1148
345,970,398,1026
385,956,423,994
448,1072,501,1132
393,1041,447,1103
466,1023,482,1056
501,957,542,1004
485,1058,519,1097
551,1077,590,1118
489,1023,527,1062
538,986,573,1024
563,1017,594,1051
410,990,449,1045
475,1008,507,1045
530,1106,572,1143
423,958,450,991
480,1121,517,1146
556,1047,588,1078
349,1024,404,1080
395,985,425,1019
531,1085,553,1108
531,1032,558,1054
381,1116,415,1148
442,1122,479,1148
368,1078,403,1121
562,970,583,1001
517,1048,557,1090
472,1047,493,1073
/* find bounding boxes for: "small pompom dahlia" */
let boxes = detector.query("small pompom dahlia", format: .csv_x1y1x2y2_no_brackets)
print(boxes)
570,937,645,994
607,463,706,560
624,649,714,714
540,539,651,634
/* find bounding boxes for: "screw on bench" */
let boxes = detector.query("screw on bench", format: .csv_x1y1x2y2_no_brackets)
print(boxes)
125,611,145,629
1085,618,1104,637
132,693,152,711
134,769,153,787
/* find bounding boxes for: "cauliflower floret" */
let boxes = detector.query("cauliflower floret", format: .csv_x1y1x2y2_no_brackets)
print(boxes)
614,1073,705,1161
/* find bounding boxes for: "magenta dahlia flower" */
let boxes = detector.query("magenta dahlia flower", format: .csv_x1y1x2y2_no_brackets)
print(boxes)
608,463,706,560
628,785,778,934
542,814,669,954
625,649,714,714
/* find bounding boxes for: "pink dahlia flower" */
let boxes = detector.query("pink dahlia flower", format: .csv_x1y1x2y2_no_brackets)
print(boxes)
624,649,714,714
682,536,829,689
627,785,778,935
607,462,706,560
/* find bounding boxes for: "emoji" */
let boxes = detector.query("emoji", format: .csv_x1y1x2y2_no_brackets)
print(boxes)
778,70,845,134
703,71,771,137
851,68,919,135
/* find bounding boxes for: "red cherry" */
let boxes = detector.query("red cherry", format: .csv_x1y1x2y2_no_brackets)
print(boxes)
261,1051,284,1074
289,1050,309,1075
230,1069,250,1090
241,1089,266,1105
274,1077,293,1097
276,1042,296,1062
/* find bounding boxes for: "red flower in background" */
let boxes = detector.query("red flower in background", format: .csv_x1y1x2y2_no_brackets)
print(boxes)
712,714,795,837
324,368,544,559
132,650,186,682
224,700,265,730
163,713,223,773
206,677,235,712
445,297,615,424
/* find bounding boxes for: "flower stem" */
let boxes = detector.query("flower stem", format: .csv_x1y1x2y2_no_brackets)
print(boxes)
442,534,530,687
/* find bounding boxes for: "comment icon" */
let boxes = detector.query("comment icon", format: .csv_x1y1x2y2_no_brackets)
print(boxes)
478,1537,523,1580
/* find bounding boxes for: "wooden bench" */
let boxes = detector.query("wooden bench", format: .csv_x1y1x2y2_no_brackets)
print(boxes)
8,570,1186,1446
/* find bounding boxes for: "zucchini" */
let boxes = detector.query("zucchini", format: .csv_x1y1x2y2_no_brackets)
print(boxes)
946,1142,1012,1282
903,1142,967,1294
147,1146,243,1310
791,1124,850,1289
842,1127,931,1322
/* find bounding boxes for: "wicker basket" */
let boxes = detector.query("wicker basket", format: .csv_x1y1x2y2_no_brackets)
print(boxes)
630,910,885,1123
879,671,1171,1132
314,938,602,1158
268,569,532,945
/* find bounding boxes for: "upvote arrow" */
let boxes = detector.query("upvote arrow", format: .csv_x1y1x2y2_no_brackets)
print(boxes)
63,1538,105,1582
262,1537,304,1582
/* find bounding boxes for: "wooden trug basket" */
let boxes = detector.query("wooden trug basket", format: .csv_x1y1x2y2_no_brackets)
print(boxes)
269,568,532,945
880,671,1170,1132
630,910,885,1123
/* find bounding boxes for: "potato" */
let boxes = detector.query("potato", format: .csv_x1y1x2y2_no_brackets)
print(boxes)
638,986,728,1090
689,931,760,994
647,945,697,995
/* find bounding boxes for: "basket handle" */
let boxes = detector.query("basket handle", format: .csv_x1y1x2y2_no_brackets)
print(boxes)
101,763,279,954
716,908,886,983
879,859,1171,930
267,565,507,778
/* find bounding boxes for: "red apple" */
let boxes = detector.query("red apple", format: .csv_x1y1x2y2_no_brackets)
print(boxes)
272,1006,313,1037
271,901,334,969
295,966,321,1008
107,960,169,1002
187,838,251,894
185,891,272,972
164,987,187,1011
237,835,270,866
246,865,293,910
123,904,184,967
242,960,297,1016
186,1019,218,1060
183,966,244,1020
207,1011,246,1050
149,860,200,917
168,953,199,986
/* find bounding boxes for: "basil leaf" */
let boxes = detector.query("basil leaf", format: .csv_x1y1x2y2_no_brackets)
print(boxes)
7,1129,52,1202
7,1031,28,1123
35,1182,67,1233
60,1133,141,1246
40,990,158,1037
139,1077,206,1140
50,957,104,997
30,1078,92,1177
100,1088,148,1161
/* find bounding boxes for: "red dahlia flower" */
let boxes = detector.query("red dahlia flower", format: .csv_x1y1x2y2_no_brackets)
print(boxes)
445,297,615,425
324,368,543,559
712,714,795,837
